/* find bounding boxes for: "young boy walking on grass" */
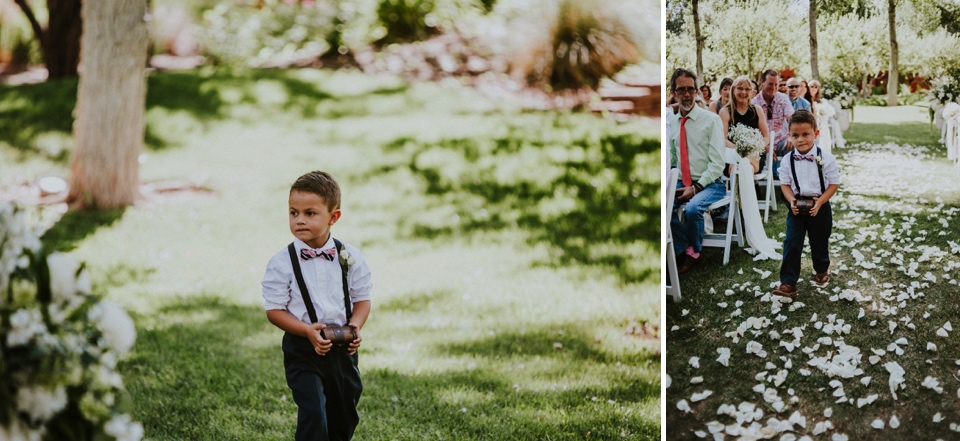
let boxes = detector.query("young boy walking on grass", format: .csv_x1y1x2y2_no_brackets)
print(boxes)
773,110,841,298
261,171,372,441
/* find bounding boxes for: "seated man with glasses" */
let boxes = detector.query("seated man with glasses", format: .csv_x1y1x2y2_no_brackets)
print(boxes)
778,81,788,94
786,78,812,112
668,68,726,274
751,69,795,178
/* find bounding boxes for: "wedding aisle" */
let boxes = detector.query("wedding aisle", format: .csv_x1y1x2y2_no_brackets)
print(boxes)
666,105,960,440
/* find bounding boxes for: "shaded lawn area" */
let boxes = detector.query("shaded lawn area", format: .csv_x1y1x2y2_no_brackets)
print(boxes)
666,105,960,440
3,68,660,440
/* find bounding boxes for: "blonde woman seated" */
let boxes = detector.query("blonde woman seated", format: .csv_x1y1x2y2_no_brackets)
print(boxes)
719,76,770,174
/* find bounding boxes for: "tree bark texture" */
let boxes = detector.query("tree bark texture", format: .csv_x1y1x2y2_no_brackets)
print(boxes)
692,0,703,81
887,0,898,107
68,0,149,210
809,0,819,80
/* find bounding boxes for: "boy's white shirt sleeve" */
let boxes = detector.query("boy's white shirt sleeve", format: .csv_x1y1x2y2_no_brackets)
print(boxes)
262,251,293,311
778,151,795,189
344,244,373,303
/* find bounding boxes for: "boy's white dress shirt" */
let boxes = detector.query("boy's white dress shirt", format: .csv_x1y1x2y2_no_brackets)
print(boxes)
777,147,841,198
262,236,372,325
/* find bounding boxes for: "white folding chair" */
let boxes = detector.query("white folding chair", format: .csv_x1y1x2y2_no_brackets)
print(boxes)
679,149,744,265
754,135,777,222
665,168,681,302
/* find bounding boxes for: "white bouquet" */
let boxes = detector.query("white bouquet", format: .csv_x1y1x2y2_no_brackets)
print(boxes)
728,123,765,160
0,202,142,441
817,101,836,119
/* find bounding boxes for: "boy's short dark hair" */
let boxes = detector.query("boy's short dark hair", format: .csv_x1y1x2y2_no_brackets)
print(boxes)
291,171,341,210
789,109,818,130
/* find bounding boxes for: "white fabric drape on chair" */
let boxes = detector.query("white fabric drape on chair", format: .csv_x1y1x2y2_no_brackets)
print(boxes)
736,157,782,260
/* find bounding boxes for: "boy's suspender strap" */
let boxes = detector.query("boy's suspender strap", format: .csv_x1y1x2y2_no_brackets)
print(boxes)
816,147,825,193
334,238,352,322
788,147,826,196
287,243,319,324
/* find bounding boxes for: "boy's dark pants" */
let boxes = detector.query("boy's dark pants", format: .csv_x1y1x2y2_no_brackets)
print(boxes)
780,201,832,286
283,332,362,441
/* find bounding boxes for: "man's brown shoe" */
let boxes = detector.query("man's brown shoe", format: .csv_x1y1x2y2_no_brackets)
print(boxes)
772,284,797,298
677,254,702,274
814,272,830,287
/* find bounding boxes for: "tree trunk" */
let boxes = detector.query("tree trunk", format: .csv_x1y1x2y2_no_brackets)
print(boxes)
887,0,898,107
809,0,819,80
14,0,83,78
692,0,704,80
68,0,149,210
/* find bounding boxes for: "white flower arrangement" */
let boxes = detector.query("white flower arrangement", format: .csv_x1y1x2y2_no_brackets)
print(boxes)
339,248,356,266
0,202,142,441
821,79,858,109
728,123,765,160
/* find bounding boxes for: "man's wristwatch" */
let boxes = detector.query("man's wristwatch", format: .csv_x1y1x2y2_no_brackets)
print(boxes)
693,182,704,193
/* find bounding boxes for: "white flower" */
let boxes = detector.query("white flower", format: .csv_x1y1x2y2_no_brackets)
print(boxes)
47,252,91,307
7,307,47,347
728,124,765,159
339,249,356,266
16,385,68,422
91,301,137,356
104,413,144,441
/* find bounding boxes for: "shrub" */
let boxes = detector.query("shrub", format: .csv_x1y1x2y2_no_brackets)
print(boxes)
0,203,141,441
509,0,641,91
375,0,439,44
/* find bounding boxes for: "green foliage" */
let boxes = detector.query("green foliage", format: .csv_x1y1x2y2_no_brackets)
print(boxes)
513,0,641,91
375,0,439,44
199,0,339,67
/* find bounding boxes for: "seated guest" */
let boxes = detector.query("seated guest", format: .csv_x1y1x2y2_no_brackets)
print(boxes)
668,68,727,274
709,77,733,114
787,78,812,111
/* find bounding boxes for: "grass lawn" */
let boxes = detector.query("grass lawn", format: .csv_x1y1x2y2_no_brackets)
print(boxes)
665,104,960,440
1,68,660,440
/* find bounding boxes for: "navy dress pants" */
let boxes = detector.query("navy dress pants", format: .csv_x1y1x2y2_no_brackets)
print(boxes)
283,332,362,441
780,201,832,286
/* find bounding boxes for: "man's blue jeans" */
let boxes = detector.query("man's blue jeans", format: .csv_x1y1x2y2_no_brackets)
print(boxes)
671,180,726,255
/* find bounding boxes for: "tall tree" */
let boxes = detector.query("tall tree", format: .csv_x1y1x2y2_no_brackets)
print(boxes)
67,0,149,210
887,0,899,106
692,0,704,80
809,0,820,80
13,0,83,79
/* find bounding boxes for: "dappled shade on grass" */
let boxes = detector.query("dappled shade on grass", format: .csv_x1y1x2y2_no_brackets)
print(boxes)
376,125,658,284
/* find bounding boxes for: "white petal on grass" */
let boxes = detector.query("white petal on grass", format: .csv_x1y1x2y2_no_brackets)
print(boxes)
677,399,691,413
832,435,849,441
938,328,950,337
682,309,689,316
856,394,878,408
945,322,953,331
861,376,872,386
929,342,938,352
665,375,671,389
716,347,731,367
689,357,700,368
871,419,885,429
934,412,943,423
690,376,703,384
885,362,905,400
690,390,713,402
922,376,944,393
890,415,900,429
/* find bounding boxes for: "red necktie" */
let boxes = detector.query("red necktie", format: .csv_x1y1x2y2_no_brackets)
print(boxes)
679,116,693,187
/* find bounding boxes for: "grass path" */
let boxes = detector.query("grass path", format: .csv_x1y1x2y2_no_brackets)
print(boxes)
2,69,660,440
666,105,960,440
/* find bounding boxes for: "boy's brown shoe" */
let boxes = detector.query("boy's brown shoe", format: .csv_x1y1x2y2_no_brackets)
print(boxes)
814,271,830,287
772,284,797,298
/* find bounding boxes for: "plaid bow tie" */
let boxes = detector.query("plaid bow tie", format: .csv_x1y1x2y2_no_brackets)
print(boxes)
301,247,336,261
795,154,816,162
